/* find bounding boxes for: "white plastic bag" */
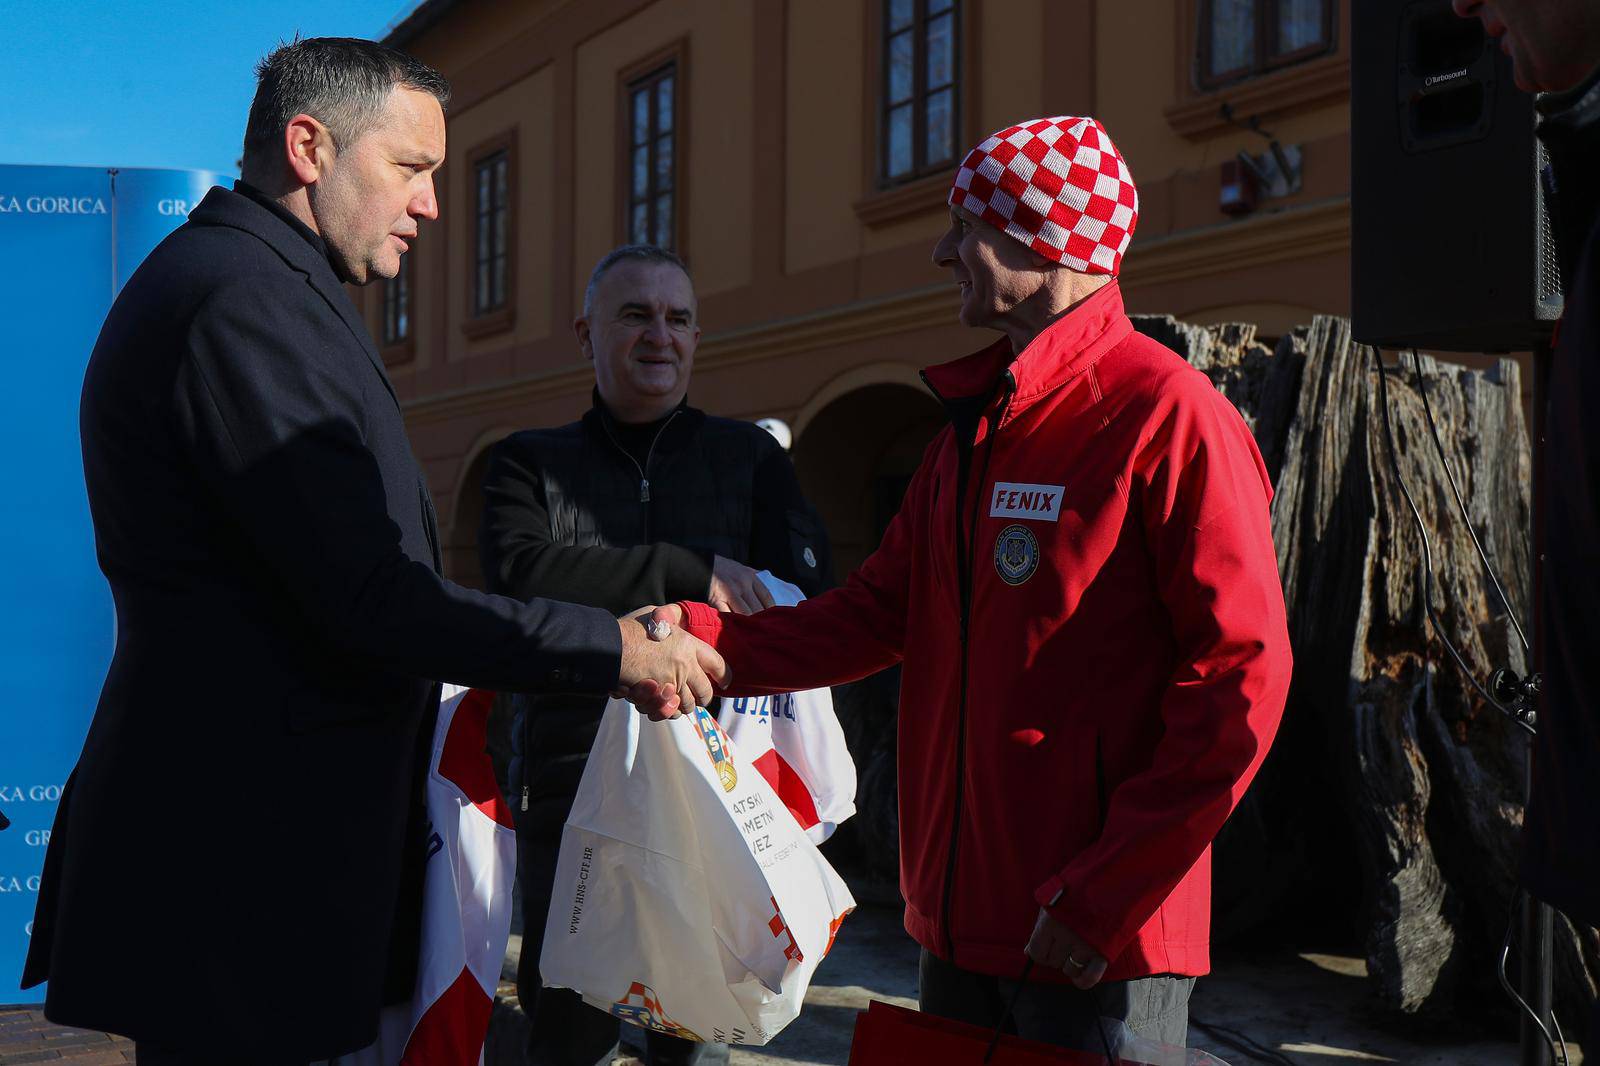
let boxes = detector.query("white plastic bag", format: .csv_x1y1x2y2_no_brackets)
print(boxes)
717,572,857,843
539,697,856,1047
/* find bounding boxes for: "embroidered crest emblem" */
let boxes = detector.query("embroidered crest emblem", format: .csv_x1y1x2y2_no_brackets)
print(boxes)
993,524,1040,585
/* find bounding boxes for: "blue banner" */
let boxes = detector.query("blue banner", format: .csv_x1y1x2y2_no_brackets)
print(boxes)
111,169,225,293
0,165,227,1003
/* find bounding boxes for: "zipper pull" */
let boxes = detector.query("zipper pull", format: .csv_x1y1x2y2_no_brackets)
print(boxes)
520,785,529,812
640,478,651,503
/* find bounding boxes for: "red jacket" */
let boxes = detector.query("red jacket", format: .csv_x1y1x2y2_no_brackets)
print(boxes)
681,282,1291,981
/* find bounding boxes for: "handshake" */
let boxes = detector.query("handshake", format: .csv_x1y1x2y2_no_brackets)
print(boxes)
612,603,719,721
609,555,776,720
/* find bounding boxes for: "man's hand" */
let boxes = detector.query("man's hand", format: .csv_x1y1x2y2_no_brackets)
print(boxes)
646,601,684,627
647,603,687,632
613,607,728,721
709,555,776,615
1025,907,1108,989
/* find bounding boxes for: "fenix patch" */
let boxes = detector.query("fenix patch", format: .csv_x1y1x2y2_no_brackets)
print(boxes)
988,482,1064,522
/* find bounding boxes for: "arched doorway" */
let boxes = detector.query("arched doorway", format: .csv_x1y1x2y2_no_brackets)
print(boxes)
791,379,942,884
445,427,516,590
792,381,944,576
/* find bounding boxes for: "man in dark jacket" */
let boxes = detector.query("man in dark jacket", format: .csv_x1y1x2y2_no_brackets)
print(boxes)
1456,0,1600,920
478,244,831,1066
1455,0,1600,1025
22,40,720,1065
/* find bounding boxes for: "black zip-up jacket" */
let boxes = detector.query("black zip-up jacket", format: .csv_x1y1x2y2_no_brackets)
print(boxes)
479,393,832,826
1524,67,1600,929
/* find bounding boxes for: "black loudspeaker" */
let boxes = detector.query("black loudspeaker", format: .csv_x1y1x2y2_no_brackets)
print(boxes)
1352,0,1563,352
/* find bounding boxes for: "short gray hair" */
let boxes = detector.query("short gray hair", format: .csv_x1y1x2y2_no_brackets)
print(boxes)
583,245,694,318
242,36,450,180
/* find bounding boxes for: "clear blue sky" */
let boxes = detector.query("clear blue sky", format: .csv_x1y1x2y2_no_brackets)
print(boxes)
3,0,421,176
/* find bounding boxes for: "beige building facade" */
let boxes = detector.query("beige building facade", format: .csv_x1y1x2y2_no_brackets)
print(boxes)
375,0,1353,583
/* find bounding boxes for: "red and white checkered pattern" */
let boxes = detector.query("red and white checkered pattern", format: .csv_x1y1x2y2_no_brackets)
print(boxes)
949,115,1138,275
342,686,516,1066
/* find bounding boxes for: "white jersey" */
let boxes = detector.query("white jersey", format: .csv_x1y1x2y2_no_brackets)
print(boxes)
717,573,858,843
335,686,515,1066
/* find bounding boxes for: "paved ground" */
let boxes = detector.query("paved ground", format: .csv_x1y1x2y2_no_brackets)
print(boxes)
721,907,1585,1066
6,905,1587,1065
1190,950,1585,1066
0,1008,133,1064
495,904,1586,1066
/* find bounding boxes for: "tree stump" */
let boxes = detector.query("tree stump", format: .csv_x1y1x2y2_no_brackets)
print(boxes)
1132,313,1598,1036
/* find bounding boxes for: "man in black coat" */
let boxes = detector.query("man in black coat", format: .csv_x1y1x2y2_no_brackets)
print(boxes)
477,245,831,1066
22,39,720,1065
1454,0,1600,1045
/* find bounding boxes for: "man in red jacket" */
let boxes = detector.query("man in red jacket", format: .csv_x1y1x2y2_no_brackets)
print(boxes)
647,116,1292,1052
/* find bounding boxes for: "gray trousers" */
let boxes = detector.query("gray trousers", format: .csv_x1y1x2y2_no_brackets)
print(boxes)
918,949,1195,1054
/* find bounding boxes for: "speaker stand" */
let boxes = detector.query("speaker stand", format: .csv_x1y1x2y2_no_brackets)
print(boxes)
1519,337,1555,1066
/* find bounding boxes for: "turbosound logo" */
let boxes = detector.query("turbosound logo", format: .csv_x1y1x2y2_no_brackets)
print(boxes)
1425,68,1468,87
0,195,108,215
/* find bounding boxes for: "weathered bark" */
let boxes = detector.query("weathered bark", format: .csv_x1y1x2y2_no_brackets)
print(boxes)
1133,313,1598,1034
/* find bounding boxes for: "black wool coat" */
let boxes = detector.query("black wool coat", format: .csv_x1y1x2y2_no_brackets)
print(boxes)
1526,70,1600,931
23,184,622,1062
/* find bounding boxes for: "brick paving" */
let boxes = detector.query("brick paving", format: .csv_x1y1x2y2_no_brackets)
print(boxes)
0,1008,134,1064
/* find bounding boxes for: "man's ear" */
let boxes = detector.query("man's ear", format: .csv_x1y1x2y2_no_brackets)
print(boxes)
574,317,594,360
285,114,333,186
1027,248,1060,271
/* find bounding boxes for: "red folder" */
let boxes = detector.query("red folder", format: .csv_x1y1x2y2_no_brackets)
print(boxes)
846,999,1125,1065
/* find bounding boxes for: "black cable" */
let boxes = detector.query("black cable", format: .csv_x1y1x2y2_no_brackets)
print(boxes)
1406,354,1567,1063
1408,350,1532,654
1371,348,1535,734
986,958,1034,1064
1497,889,1568,1066
1188,1015,1301,1066
1375,353,1562,1061
1089,984,1116,1065
988,962,1113,1066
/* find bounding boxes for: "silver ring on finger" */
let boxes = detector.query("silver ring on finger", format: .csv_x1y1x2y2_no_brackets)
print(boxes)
1065,953,1090,971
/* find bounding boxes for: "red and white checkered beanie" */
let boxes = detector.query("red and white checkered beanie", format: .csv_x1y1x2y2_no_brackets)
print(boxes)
949,116,1138,275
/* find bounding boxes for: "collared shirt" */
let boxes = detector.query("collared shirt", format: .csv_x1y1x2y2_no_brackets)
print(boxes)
233,180,339,276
